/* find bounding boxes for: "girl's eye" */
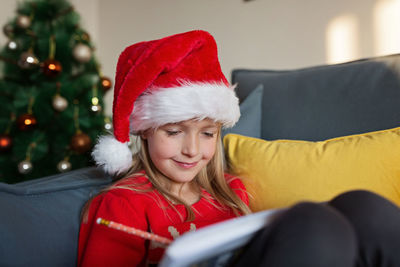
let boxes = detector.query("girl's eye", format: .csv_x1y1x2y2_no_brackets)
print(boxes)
166,130,180,136
203,132,215,138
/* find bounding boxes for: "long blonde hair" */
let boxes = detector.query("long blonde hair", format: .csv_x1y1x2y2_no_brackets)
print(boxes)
82,129,251,222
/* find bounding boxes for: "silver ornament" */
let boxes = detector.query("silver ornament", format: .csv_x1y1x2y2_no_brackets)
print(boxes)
16,15,31,29
18,160,33,174
104,121,112,131
7,40,18,51
52,94,68,112
73,43,92,63
18,51,39,69
57,160,71,172
90,104,102,113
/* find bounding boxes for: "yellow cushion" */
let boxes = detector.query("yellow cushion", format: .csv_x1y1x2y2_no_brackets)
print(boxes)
223,127,400,212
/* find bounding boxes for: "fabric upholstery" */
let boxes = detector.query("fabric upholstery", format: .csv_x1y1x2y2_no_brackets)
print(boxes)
232,54,400,141
0,167,111,267
224,127,400,212
222,84,264,139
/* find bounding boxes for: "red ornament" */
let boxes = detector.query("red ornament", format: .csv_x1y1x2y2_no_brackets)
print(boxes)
42,59,62,78
101,76,112,92
17,113,37,131
0,134,12,152
70,132,92,154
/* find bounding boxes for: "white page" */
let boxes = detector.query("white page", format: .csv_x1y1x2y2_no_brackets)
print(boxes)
159,208,284,267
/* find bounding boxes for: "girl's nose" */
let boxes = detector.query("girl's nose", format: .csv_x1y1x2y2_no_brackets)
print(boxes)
182,133,199,157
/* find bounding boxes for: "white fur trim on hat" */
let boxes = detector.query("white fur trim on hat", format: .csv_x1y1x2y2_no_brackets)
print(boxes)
91,135,133,175
129,82,240,133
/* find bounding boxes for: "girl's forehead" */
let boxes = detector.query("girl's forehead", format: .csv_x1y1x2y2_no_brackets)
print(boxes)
164,118,219,128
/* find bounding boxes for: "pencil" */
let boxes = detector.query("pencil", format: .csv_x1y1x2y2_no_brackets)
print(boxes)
96,217,173,245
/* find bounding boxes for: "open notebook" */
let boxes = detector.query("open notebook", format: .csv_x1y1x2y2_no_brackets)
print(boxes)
159,208,284,267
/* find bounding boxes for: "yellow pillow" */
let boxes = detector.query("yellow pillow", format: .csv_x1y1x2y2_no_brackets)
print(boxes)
223,127,400,212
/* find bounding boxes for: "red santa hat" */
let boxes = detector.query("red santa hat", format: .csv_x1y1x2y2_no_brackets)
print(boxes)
92,30,240,175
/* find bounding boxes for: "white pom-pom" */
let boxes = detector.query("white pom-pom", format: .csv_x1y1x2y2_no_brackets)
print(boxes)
91,135,133,175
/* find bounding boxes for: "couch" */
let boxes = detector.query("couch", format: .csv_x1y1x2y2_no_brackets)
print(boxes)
223,53,400,212
1,54,400,266
0,167,112,266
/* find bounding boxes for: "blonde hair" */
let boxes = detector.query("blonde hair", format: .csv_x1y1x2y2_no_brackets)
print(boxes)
82,128,251,222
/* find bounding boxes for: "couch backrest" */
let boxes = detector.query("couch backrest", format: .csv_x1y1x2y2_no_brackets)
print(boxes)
0,167,112,267
232,54,400,141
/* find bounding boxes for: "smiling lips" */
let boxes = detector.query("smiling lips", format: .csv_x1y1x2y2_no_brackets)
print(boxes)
173,160,199,169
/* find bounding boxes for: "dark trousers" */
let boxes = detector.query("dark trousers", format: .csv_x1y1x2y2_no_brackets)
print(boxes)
233,190,400,267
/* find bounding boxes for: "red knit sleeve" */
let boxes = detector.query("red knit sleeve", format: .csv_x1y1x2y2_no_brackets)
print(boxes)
78,190,148,267
225,173,249,207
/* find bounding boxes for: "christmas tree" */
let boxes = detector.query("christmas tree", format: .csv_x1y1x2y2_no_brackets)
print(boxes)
0,0,112,183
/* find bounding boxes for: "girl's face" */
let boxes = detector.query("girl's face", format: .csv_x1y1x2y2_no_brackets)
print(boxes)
142,119,219,189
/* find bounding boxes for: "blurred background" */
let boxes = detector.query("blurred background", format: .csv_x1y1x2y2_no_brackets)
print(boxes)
2,0,399,116
1,0,399,181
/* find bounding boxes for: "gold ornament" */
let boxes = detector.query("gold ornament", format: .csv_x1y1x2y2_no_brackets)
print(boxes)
90,96,101,113
17,113,37,131
70,132,92,154
101,77,112,92
91,97,99,105
52,94,68,112
42,59,62,78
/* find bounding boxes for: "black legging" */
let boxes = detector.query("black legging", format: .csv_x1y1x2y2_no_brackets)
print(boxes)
232,190,400,267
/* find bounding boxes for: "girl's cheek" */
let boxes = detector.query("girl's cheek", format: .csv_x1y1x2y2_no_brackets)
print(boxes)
155,137,180,158
202,141,217,159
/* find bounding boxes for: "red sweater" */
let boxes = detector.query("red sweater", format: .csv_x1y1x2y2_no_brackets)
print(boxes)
78,173,248,266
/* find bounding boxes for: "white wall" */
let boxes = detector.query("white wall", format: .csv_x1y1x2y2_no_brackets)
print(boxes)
1,0,400,115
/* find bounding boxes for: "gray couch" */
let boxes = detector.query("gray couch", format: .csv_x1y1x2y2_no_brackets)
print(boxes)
1,54,400,266
0,167,111,266
229,53,400,141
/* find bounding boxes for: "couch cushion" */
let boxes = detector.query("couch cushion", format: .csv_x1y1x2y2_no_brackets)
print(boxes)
0,167,111,267
223,127,400,212
232,54,400,141
222,84,263,139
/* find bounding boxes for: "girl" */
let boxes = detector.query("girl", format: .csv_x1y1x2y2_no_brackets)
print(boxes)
78,30,400,267
78,30,251,266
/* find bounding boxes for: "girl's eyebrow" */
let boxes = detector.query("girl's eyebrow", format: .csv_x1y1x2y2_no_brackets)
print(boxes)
201,124,218,129
162,120,219,129
161,123,181,127
201,124,218,130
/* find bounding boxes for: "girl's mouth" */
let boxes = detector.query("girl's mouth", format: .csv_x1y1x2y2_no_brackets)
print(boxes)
173,160,198,169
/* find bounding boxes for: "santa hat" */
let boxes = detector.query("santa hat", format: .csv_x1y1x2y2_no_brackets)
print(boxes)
92,30,240,175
